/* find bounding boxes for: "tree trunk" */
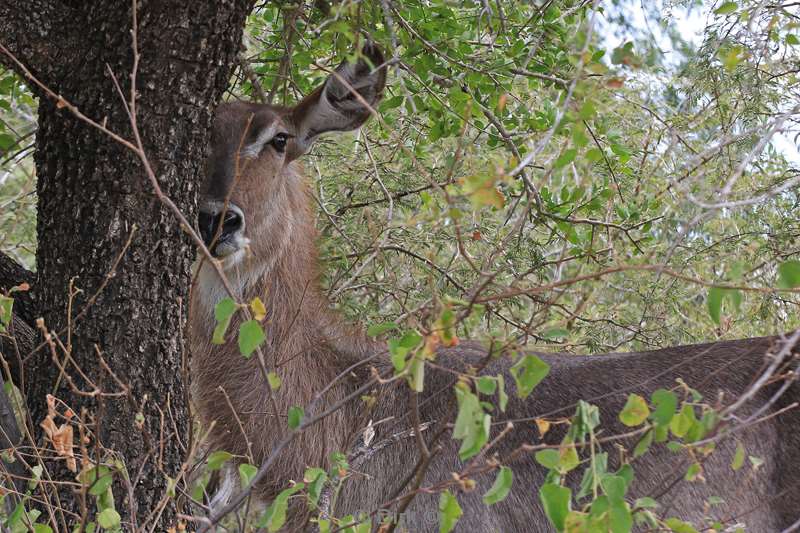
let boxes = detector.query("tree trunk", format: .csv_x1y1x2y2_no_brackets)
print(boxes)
1,0,253,528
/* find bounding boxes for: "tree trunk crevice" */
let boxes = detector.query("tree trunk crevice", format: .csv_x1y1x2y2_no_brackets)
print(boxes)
2,1,255,528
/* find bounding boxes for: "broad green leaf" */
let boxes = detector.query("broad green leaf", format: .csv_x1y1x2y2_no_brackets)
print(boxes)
634,497,658,509
97,508,121,529
707,287,724,325
483,466,513,505
535,449,560,470
665,518,700,533
453,387,490,460
650,389,677,427
476,376,497,395
608,499,632,533
258,483,305,532
212,298,237,344
34,525,53,533
367,322,399,337
239,463,258,487
288,406,304,429
670,405,697,438
554,149,577,169
540,483,571,532
510,354,550,398
438,490,462,533
558,439,580,473
778,260,800,289
267,372,281,390
714,1,737,15
619,394,650,427
88,473,113,496
304,467,327,507
238,320,266,358
207,450,233,471
564,511,588,532
600,475,627,501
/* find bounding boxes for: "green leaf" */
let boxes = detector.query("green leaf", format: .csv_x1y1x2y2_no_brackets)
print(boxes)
787,34,800,46
267,372,281,390
619,394,650,427
97,508,121,529
665,517,700,533
714,1,737,15
238,320,266,358
239,463,258,487
258,483,305,532
554,149,577,169
367,322,399,337
212,298,237,344
304,467,327,507
650,389,677,427
634,497,658,509
497,374,508,412
535,449,560,470
510,354,550,398
600,475,627,501
539,483,571,532
438,490,463,533
633,429,653,458
34,525,53,533
541,327,569,340
777,260,800,289
452,388,490,460
483,466,513,505
89,473,114,496
288,406,304,429
557,439,580,473
207,450,233,471
0,295,12,330
476,376,497,395
670,404,697,438
608,499,632,533
731,440,745,471
707,287,724,325
685,462,701,481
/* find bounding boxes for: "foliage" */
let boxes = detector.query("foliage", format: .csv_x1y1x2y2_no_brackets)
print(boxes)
1,0,798,531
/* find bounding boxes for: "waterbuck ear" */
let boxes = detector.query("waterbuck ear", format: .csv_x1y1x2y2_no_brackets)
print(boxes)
287,42,386,160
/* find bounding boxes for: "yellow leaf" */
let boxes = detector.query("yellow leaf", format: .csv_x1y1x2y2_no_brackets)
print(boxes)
250,297,267,321
535,418,551,437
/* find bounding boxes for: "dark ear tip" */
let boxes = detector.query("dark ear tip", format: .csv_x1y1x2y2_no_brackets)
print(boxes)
361,40,385,70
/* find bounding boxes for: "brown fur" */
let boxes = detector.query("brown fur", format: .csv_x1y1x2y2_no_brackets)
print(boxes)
189,47,800,531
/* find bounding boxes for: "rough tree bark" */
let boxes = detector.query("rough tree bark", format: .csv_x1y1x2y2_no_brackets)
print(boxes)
0,0,254,528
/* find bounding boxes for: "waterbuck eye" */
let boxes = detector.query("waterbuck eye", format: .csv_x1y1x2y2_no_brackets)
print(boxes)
270,133,289,153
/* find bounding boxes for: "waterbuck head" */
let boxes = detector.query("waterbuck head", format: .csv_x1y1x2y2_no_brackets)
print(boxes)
197,43,386,270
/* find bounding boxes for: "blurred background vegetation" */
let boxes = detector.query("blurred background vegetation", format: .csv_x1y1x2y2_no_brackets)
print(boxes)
2,0,798,353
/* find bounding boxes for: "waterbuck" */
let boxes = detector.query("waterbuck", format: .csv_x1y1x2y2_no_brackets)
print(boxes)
188,43,800,531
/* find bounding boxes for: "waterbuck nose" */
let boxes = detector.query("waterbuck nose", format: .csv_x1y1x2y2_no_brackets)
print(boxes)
198,203,244,252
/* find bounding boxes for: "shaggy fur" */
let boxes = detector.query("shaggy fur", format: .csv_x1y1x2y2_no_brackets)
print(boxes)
189,47,800,531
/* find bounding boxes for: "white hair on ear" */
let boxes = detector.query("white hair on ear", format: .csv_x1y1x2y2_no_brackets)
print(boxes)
207,463,236,516
240,122,279,159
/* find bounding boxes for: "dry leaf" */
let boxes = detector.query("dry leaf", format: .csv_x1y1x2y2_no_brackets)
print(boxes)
40,395,77,472
535,418,551,437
